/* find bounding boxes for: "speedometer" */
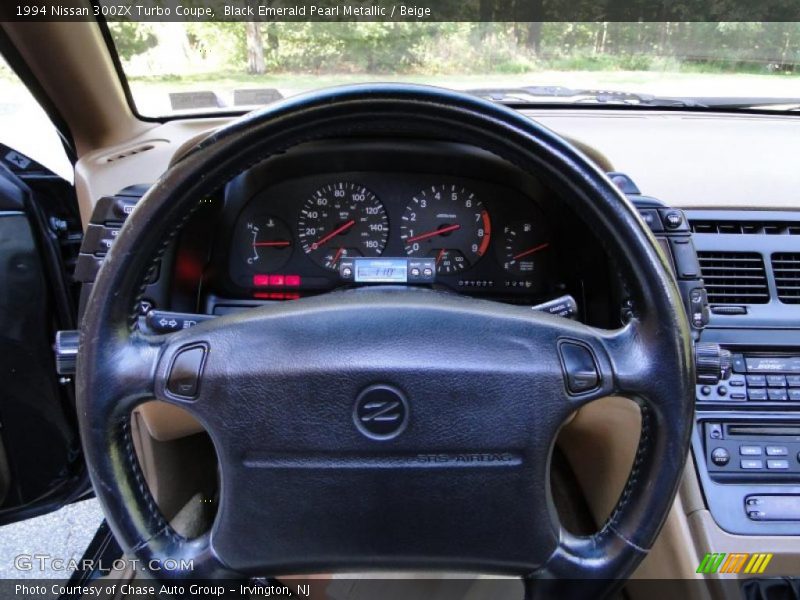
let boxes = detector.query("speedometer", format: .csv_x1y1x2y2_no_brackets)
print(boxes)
399,184,491,274
297,182,388,271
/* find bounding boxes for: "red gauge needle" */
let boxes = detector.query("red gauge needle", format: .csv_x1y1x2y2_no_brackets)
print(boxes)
253,240,291,247
513,242,550,261
311,219,355,250
331,247,344,266
406,223,461,244
436,248,446,265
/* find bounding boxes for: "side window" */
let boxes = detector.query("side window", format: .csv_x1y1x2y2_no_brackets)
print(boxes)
0,54,72,182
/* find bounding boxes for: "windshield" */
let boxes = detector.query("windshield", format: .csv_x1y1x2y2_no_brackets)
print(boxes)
107,22,800,117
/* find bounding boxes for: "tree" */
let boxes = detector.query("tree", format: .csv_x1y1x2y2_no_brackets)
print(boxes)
107,22,156,62
245,22,266,75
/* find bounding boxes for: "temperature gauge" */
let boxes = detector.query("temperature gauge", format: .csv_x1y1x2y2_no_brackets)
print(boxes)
237,215,292,272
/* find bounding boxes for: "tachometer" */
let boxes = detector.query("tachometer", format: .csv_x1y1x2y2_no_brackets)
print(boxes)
399,184,490,274
297,182,388,271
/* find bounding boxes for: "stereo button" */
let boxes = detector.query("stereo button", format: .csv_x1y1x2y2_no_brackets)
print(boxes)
788,375,800,387
768,388,789,401
767,460,789,470
741,459,763,470
789,389,800,402
767,375,787,388
711,448,730,466
740,446,762,456
747,375,767,387
766,446,788,456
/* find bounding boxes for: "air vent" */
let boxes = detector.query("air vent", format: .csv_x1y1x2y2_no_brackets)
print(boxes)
772,253,800,304
105,144,155,163
691,220,800,235
698,252,769,305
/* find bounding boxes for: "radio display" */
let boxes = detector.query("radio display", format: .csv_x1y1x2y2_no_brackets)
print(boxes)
354,259,408,283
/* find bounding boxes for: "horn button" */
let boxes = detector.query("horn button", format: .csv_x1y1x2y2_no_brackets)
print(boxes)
353,384,409,440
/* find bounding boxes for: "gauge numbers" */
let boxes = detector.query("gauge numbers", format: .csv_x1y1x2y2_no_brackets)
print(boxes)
399,184,491,274
297,182,388,271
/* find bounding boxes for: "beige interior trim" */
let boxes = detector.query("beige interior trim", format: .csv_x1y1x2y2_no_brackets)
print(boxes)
558,397,708,592
0,14,151,154
136,401,203,442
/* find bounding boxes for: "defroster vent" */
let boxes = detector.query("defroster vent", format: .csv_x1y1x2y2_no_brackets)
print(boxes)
698,252,769,305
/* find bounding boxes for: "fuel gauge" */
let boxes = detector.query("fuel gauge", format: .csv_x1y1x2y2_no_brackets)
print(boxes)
503,220,550,275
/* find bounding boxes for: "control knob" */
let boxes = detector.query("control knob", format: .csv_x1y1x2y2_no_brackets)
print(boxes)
695,342,732,385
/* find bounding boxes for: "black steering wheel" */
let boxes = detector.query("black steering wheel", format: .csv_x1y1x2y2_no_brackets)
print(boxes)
76,85,694,599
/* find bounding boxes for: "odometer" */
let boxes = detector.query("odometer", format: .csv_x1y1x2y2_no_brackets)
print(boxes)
297,182,388,271
399,184,491,274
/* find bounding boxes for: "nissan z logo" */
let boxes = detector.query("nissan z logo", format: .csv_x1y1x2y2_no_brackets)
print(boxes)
353,385,409,440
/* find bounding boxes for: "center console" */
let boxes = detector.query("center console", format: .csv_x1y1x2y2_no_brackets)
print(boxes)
616,174,800,536
686,209,800,535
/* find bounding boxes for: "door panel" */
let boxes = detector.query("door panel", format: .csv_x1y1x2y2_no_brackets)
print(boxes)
0,153,88,525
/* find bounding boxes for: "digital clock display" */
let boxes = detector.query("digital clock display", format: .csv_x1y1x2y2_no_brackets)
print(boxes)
354,259,409,283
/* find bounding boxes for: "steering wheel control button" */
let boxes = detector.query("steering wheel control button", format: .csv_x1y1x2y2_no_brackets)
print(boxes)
167,345,207,398
711,448,730,466
558,341,600,394
353,384,409,441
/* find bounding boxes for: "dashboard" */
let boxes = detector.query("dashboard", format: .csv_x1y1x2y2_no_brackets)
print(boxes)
154,139,615,324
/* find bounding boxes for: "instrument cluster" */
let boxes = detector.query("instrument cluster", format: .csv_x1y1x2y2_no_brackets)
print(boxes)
224,171,560,303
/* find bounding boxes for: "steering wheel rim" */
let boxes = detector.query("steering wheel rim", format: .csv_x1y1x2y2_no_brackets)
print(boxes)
76,84,694,597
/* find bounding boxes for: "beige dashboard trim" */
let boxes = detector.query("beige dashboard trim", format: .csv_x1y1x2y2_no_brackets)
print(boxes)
72,108,800,228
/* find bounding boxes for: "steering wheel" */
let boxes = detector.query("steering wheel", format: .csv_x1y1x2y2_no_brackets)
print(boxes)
76,85,694,599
